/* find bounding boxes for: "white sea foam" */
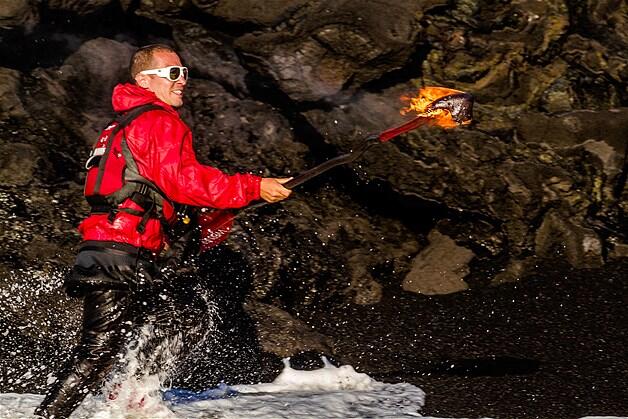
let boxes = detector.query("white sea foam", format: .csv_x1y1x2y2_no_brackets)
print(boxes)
1,367,626,419
0,356,429,419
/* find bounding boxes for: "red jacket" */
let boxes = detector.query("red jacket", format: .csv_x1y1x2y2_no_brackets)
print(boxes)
79,83,261,252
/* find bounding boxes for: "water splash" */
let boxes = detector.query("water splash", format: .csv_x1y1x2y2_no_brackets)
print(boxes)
0,356,427,418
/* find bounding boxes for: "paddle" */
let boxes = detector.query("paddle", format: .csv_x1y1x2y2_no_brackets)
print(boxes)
197,87,474,251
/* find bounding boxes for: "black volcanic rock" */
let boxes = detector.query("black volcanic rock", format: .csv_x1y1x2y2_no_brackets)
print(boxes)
0,67,27,120
182,78,308,175
0,0,39,30
173,22,250,95
45,0,115,15
233,0,426,101
192,0,310,27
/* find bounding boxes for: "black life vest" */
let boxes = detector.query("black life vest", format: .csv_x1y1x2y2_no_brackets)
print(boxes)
84,104,172,233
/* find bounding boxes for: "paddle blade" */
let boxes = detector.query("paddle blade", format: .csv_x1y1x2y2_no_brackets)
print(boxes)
199,210,234,252
378,86,474,143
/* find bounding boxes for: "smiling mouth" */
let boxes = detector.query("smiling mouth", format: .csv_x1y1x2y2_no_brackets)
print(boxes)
172,89,183,96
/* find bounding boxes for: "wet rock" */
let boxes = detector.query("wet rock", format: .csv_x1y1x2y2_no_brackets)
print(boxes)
234,0,424,101
423,0,569,106
535,210,604,268
559,33,626,109
0,143,40,186
608,238,628,261
581,140,624,177
563,34,626,84
13,38,135,155
183,78,307,175
517,0,569,56
56,37,135,113
403,230,474,295
302,83,427,152
541,77,575,114
447,0,569,54
45,0,114,15
303,79,625,270
346,249,383,305
195,0,309,27
0,184,83,270
0,0,38,30
173,22,250,94
491,258,528,285
245,301,333,358
24,234,59,259
587,0,628,49
0,67,27,120
562,32,628,109
516,109,628,155
516,110,627,232
426,51,569,107
227,186,420,311
435,218,505,258
137,0,191,18
463,1,624,109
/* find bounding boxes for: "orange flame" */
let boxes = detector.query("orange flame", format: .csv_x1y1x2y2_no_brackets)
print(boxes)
400,86,468,129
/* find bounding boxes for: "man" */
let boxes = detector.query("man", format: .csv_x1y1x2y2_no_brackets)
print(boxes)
35,44,292,418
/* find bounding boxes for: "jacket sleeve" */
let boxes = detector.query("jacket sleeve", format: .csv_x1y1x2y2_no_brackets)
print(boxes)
130,111,261,209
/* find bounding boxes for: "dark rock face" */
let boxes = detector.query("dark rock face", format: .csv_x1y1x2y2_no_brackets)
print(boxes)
0,1,39,30
0,1,626,417
233,0,425,101
173,23,250,94
46,0,114,15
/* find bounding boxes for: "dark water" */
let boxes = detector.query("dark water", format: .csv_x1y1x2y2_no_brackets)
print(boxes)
309,261,628,419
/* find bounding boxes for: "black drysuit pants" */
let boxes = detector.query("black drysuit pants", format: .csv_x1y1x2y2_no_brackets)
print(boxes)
35,243,162,419
35,289,130,419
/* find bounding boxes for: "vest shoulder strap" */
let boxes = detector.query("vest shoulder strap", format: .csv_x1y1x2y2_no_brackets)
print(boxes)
87,103,173,234
93,103,163,195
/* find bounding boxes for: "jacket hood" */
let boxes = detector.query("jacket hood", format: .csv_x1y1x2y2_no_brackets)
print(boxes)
112,83,176,114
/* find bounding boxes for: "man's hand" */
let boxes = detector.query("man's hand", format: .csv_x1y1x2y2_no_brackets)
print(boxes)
260,178,292,203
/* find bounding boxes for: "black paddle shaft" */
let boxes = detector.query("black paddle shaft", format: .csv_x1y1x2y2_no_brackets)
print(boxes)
246,134,379,211
283,134,379,189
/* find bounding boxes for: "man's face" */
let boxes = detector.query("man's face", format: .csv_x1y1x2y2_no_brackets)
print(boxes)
136,50,186,107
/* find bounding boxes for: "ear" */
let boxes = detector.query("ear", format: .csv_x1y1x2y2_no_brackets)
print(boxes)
135,73,150,89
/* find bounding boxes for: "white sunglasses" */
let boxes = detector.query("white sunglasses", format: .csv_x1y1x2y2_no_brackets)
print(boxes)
140,66,188,82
